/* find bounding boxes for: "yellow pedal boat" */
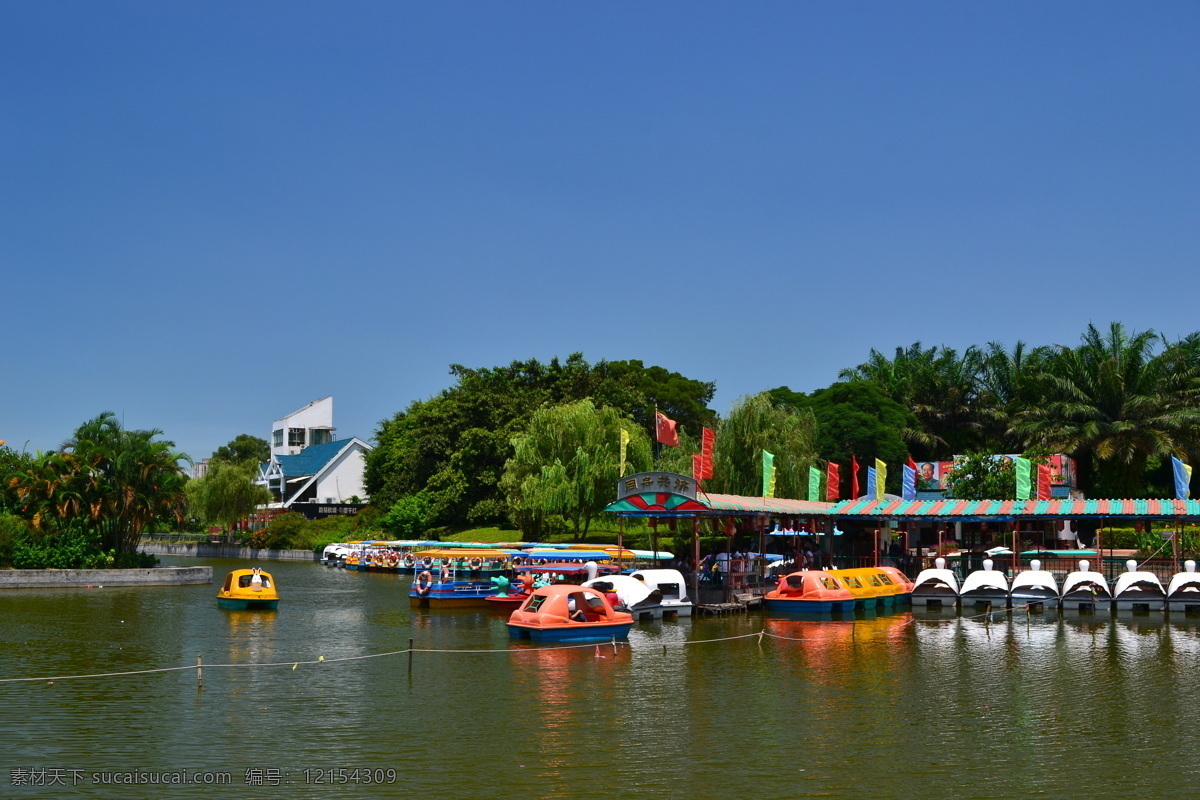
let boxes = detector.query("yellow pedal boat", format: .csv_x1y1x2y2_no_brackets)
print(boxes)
217,568,280,610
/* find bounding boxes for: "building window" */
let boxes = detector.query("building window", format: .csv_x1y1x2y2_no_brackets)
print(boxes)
273,430,283,448
310,429,332,446
288,428,306,447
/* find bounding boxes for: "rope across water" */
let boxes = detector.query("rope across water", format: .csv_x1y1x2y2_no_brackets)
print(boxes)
0,606,1039,684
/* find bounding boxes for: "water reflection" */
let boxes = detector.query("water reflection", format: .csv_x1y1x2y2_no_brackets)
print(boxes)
7,560,1200,797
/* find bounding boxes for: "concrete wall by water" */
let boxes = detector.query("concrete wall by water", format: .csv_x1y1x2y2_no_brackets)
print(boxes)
0,566,212,589
139,542,318,562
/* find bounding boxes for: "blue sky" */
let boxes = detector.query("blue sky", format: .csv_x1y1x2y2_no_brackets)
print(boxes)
2,2,1197,461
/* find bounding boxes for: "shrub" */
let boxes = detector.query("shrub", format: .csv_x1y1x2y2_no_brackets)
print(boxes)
381,493,432,538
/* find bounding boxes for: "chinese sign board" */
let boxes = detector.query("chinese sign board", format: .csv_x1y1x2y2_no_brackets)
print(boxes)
616,472,697,501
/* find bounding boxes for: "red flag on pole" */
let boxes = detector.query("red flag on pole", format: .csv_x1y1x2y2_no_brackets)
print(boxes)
1036,463,1053,500
701,427,715,479
851,455,860,499
692,454,704,482
826,462,841,501
655,413,679,447
906,456,917,472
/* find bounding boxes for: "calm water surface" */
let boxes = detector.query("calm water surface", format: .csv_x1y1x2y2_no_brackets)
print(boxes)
2,558,1199,798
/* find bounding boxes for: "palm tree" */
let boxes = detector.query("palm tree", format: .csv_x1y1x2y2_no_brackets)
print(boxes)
1012,323,1200,497
840,342,988,456
59,412,190,554
977,340,1051,451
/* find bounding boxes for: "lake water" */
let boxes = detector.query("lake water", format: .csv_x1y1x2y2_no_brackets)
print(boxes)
2,557,1199,798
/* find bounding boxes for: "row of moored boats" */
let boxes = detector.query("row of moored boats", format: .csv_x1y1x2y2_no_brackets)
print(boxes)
910,558,1200,613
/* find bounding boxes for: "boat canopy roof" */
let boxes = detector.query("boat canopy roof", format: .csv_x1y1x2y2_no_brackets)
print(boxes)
414,548,512,558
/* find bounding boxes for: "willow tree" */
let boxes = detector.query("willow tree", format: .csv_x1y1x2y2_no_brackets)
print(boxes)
186,459,272,532
709,393,817,498
501,399,651,539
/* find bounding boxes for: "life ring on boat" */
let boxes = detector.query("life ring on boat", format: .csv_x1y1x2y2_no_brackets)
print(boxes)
421,556,433,568
403,553,415,567
386,552,399,567
415,571,434,596
469,557,483,570
511,556,526,566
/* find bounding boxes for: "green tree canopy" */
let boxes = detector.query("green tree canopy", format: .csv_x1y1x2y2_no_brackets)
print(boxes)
365,354,711,528
942,452,1018,500
501,399,652,540
1011,323,1200,497
186,459,272,531
709,393,817,499
8,412,189,555
212,434,269,466
769,381,915,494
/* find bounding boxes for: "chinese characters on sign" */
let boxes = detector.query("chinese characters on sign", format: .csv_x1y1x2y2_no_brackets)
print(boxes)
616,472,697,501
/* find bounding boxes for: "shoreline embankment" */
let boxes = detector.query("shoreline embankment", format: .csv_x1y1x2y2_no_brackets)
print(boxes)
138,542,318,562
0,566,213,589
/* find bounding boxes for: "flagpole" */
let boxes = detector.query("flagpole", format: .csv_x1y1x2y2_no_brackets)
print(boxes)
654,402,660,470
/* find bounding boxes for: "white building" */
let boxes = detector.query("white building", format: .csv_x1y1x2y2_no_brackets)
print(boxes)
256,397,373,508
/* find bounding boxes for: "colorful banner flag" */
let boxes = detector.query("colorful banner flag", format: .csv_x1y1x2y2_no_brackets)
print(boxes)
692,453,704,482
655,412,679,447
874,458,886,501
851,455,860,499
1173,456,1193,500
826,462,840,501
902,464,916,501
1015,457,1032,501
808,466,822,502
701,427,715,479
762,450,776,498
619,428,630,477
1036,463,1053,500
866,466,876,500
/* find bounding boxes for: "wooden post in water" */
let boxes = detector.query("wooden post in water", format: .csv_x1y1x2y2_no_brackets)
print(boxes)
1011,524,1018,579
196,654,202,687
691,517,700,610
1174,520,1181,574
408,638,414,676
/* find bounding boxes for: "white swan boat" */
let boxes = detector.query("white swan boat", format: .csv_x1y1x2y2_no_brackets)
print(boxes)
582,574,663,620
1009,559,1060,609
958,558,1010,609
1112,559,1165,612
1167,560,1200,614
628,568,694,617
1060,560,1112,612
910,557,959,608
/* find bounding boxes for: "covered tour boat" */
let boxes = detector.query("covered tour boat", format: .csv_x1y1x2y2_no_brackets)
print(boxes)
217,568,279,610
910,557,960,609
507,584,634,642
1059,560,1112,612
828,566,912,608
763,570,856,614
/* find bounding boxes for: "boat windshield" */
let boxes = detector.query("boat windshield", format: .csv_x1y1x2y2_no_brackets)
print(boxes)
523,594,548,612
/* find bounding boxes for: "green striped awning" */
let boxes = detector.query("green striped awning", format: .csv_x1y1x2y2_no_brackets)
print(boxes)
830,497,1200,520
